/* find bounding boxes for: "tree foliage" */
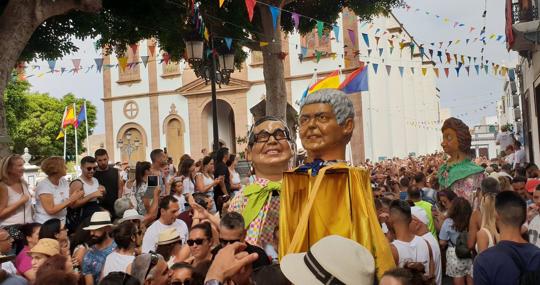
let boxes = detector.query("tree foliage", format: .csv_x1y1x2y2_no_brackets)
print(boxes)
5,78,96,160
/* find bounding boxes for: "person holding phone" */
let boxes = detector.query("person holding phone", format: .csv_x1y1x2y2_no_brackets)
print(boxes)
195,156,221,213
147,149,167,198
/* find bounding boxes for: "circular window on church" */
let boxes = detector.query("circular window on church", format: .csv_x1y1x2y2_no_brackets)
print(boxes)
124,100,139,119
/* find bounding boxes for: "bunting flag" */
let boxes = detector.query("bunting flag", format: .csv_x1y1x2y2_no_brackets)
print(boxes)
315,50,322,63
475,65,480,75
372,63,379,74
437,51,442,63
47,60,56,73
362,33,370,47
56,130,64,140
270,6,280,31
465,66,470,76
421,67,427,76
398,66,404,77
348,29,356,45
225,37,233,50
94,58,104,72
219,0,225,8
61,67,66,74
444,68,450,78
292,13,300,30
62,105,77,128
375,36,381,47
118,57,128,72
410,67,415,74
333,25,340,42
385,65,391,75
339,66,368,93
130,44,138,55
446,52,451,63
378,48,384,57
308,70,339,93
367,49,372,57
389,47,394,54
316,21,324,39
455,67,460,77
72,59,81,73
245,0,256,21
433,68,439,78
140,56,149,67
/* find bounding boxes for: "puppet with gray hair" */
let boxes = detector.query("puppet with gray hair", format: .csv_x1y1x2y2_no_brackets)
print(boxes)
279,89,395,279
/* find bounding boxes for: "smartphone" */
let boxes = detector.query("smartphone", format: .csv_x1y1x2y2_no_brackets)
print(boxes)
148,175,159,187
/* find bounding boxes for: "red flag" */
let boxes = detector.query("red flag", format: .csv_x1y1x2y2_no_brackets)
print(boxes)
245,0,256,21
444,68,450,78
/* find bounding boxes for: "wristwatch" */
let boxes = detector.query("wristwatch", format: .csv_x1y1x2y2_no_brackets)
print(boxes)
204,280,222,285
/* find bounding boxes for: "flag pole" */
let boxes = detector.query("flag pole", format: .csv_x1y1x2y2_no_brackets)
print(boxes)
61,106,67,161
74,103,78,164
84,100,90,153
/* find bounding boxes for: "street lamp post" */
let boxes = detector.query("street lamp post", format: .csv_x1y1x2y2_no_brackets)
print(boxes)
185,37,235,152
117,131,140,166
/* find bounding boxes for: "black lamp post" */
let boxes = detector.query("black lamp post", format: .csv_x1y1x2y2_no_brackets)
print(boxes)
185,38,235,152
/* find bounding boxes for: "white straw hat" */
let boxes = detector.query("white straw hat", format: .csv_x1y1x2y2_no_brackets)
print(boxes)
119,209,144,223
83,211,113,231
280,235,375,285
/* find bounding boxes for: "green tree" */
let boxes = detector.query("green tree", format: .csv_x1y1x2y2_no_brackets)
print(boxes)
0,0,400,155
5,78,96,160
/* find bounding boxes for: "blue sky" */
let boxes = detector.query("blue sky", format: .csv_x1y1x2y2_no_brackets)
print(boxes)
27,0,515,133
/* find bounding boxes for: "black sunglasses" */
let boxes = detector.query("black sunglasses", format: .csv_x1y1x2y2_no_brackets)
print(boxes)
144,253,159,279
186,238,207,246
170,280,191,285
219,238,240,245
86,167,98,172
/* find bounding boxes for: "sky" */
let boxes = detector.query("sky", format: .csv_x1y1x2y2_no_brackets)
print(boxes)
26,0,516,134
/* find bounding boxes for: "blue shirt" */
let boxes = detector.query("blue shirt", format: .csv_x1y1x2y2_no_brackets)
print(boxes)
82,241,117,283
439,218,460,245
473,241,540,285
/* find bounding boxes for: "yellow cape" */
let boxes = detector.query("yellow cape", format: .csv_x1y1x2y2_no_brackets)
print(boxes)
279,163,395,279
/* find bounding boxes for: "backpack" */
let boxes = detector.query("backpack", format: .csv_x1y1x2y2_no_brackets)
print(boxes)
503,245,540,285
454,231,472,259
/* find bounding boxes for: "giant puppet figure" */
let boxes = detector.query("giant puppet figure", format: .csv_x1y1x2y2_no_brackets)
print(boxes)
437,117,484,203
279,89,395,279
228,116,293,247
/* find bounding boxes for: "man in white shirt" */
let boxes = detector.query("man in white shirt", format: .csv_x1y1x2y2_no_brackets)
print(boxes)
142,196,188,253
496,125,515,153
0,229,16,275
514,141,527,168
410,206,442,285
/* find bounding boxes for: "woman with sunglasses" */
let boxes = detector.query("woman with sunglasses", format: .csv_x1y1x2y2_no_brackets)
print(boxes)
185,222,213,267
34,157,84,224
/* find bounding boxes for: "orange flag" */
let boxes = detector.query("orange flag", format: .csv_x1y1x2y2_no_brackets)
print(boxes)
62,105,77,128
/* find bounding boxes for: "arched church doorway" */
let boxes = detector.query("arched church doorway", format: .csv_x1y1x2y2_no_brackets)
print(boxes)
203,99,236,153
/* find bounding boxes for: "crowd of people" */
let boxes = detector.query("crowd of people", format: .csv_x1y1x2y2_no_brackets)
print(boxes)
1,125,540,284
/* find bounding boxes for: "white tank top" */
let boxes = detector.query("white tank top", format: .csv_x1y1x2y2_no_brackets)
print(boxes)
392,235,431,275
80,177,100,201
0,182,33,226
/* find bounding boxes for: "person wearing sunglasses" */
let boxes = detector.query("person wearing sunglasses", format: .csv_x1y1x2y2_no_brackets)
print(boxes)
185,222,213,267
69,156,106,226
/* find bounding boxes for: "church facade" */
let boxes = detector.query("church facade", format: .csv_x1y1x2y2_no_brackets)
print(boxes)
102,11,441,166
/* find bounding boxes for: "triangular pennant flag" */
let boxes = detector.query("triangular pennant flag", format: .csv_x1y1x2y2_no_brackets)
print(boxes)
94,58,104,72
315,50,322,63
333,25,340,42
429,49,434,58
372,63,379,74
388,39,394,48
465,66,470,76
367,49,372,56
419,47,425,58
385,65,391,76
433,68,439,78
484,65,489,74
47,60,56,73
317,21,324,39
389,47,394,54
362,33,370,47
410,67,415,74
270,6,280,31
448,41,453,48
378,48,384,57
148,45,156,56
469,27,475,33
292,13,300,30
348,29,356,45
466,39,470,45
398,66,404,77
245,0,256,21
61,67,66,74
72,59,81,73
375,36,381,47
130,44,138,55
475,65,480,75
453,54,458,64
219,0,225,8
496,35,503,41
446,52,451,63
399,42,407,50
437,51,443,63
421,68,427,76
224,37,233,50
409,43,415,58
460,55,465,63
455,40,461,45
56,130,64,140
444,67,449,78
118,57,128,72
140,56,149,67
455,67,460,77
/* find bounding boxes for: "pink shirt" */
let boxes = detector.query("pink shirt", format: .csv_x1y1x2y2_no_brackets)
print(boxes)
15,246,32,274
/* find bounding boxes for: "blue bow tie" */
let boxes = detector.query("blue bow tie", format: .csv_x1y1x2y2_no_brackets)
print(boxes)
296,159,326,176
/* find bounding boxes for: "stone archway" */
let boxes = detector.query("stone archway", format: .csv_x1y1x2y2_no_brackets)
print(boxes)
163,115,185,165
202,99,236,153
117,123,148,165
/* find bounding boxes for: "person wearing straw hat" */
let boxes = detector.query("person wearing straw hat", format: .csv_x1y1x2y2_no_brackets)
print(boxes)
155,228,184,268
279,235,376,285
27,238,60,273
81,211,116,285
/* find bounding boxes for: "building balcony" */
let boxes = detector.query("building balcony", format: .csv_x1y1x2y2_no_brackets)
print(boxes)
508,0,540,53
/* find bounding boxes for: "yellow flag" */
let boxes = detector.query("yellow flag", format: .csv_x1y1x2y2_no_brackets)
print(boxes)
260,41,269,47
118,57,128,72
219,0,225,7
56,130,64,140
308,71,340,94
421,68,427,76
204,28,209,41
